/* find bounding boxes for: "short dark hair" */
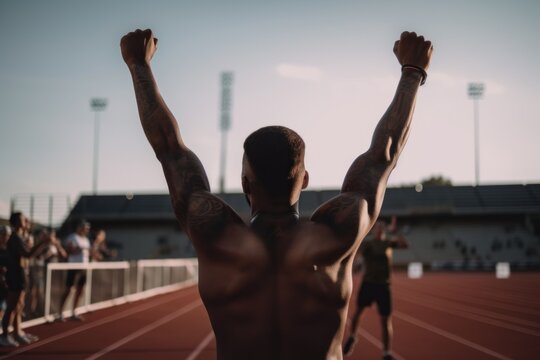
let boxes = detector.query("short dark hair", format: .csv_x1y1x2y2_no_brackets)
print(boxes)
243,126,305,195
76,219,91,229
9,212,23,228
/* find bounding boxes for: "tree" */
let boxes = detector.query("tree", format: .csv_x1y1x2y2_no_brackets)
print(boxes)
421,175,452,187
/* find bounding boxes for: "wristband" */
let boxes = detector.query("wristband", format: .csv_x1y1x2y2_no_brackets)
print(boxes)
402,64,427,85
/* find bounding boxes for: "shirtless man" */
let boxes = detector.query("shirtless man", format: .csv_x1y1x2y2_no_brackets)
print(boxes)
121,29,432,359
344,218,408,359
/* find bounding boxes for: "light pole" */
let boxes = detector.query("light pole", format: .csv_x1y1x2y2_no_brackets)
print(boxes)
468,83,484,186
90,98,107,195
219,72,234,193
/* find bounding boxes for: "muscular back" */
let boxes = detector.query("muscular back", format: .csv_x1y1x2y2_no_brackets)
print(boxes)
190,192,366,360
121,28,432,360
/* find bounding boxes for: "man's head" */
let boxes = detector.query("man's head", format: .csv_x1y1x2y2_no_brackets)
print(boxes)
9,212,30,232
242,126,308,204
76,219,91,236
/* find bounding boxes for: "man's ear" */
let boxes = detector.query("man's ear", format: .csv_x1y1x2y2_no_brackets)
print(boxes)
302,170,309,189
242,176,251,194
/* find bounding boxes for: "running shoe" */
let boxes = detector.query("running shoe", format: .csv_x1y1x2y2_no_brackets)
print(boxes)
70,314,85,321
0,335,19,347
13,334,32,345
23,333,39,343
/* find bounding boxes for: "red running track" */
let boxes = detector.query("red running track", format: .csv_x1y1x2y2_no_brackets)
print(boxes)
1,272,539,359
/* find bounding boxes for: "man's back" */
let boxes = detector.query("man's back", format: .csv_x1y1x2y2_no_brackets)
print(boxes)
121,28,432,359
197,213,353,360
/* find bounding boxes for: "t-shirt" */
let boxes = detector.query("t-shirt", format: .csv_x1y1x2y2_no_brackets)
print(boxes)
359,239,398,284
65,233,90,263
5,233,30,283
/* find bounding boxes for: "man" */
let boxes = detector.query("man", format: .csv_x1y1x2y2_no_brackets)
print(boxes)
0,225,11,320
57,220,91,321
121,29,432,359
91,229,117,261
343,218,408,359
0,213,49,347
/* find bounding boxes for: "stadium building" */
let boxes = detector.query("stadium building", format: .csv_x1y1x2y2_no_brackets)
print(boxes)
60,184,540,268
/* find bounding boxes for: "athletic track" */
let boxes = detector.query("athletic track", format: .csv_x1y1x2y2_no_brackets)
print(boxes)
1,272,538,359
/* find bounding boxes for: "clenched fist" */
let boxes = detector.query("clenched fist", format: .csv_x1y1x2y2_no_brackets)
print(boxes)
120,29,158,67
393,31,432,71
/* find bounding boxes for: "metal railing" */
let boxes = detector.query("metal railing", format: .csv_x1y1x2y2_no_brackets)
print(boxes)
23,258,198,328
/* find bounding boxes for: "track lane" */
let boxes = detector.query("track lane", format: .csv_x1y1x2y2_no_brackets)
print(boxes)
1,273,539,359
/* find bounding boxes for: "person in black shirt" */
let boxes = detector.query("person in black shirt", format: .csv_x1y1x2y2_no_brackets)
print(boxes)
0,225,11,320
0,213,49,347
343,218,408,359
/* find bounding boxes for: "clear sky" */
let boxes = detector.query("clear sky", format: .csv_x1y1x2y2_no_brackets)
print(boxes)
1,0,539,220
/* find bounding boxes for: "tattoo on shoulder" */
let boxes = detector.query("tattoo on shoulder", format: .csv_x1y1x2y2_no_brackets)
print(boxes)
187,193,229,235
315,195,358,223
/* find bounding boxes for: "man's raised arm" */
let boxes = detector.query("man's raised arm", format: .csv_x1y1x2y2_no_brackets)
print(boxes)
120,29,210,229
342,31,433,228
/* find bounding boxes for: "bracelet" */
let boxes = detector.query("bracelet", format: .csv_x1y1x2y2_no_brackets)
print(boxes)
402,64,427,86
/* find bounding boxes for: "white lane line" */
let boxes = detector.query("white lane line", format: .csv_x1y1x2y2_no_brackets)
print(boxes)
185,332,215,360
0,287,196,359
85,300,202,360
394,311,513,360
395,287,540,327
396,294,540,337
357,328,406,360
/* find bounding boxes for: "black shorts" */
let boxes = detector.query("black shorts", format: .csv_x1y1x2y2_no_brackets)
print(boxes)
6,268,27,292
66,270,87,288
356,282,392,316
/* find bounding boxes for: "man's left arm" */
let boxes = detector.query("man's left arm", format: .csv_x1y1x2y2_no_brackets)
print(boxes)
121,29,243,246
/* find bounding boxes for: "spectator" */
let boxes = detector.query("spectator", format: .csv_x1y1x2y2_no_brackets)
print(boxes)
0,226,11,320
91,229,117,261
42,229,67,264
57,220,91,322
0,213,50,347
28,229,66,318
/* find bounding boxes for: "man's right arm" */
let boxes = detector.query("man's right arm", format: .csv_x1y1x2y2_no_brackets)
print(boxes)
344,31,431,225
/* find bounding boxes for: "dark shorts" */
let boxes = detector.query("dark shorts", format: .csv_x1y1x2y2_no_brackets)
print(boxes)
356,281,392,316
6,268,27,292
66,270,87,288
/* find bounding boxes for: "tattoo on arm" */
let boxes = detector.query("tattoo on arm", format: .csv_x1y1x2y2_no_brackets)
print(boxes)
187,194,227,235
131,64,160,123
130,64,182,156
312,195,359,236
341,71,421,219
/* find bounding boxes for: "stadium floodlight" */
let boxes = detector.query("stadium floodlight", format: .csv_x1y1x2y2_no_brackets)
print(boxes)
90,97,108,195
468,83,484,186
219,72,234,193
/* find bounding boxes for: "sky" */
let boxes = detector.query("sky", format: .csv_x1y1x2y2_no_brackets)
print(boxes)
1,0,539,222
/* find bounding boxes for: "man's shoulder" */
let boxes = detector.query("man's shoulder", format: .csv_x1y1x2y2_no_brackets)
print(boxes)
66,233,77,240
310,193,370,239
185,192,247,246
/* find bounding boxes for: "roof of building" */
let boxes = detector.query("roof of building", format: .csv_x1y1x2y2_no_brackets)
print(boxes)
64,184,540,227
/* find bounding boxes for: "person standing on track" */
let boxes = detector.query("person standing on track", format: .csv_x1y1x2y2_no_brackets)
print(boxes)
0,213,49,347
121,28,432,359
57,220,91,322
343,218,408,359
0,225,12,321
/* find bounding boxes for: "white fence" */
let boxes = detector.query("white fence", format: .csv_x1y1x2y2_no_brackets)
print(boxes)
24,258,198,328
